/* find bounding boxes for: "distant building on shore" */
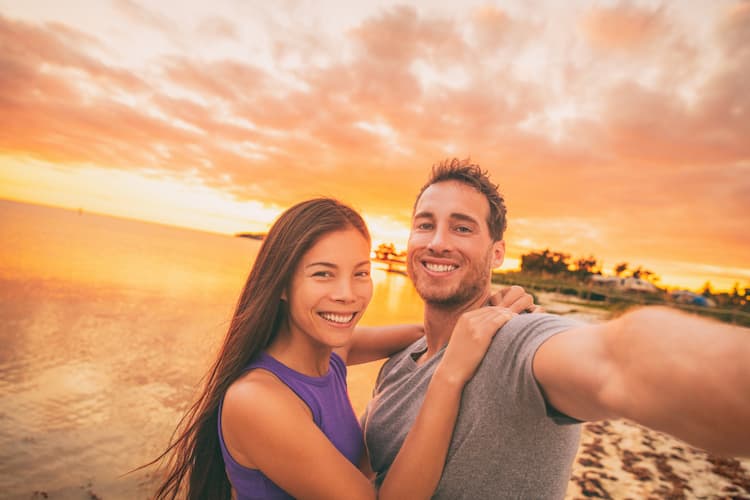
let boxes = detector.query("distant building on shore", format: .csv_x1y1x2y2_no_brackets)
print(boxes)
589,275,660,293
670,290,717,307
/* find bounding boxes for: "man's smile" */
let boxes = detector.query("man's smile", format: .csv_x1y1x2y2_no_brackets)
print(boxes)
423,262,459,273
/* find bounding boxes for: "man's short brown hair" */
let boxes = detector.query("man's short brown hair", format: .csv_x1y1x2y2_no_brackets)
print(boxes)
414,158,507,241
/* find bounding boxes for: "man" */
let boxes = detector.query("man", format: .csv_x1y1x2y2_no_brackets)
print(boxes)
362,158,750,499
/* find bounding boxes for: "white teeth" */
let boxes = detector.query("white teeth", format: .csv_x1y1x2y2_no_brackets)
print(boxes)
424,263,457,273
319,312,355,324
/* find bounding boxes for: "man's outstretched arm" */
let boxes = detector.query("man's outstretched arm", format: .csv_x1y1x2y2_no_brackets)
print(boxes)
533,306,750,457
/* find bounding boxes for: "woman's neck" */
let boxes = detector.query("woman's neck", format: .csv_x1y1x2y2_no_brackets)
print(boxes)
266,324,332,377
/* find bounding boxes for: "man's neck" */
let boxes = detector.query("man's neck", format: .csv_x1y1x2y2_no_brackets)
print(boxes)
417,289,492,365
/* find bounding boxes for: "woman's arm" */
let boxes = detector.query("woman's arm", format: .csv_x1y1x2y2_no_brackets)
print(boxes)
223,370,376,499
224,307,514,499
340,285,536,365
340,324,424,366
378,306,514,498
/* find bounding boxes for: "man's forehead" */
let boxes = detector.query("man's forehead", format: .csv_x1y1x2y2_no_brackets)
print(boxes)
413,180,489,218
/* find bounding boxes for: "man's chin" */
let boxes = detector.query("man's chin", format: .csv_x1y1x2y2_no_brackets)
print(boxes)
417,289,466,308
415,281,486,310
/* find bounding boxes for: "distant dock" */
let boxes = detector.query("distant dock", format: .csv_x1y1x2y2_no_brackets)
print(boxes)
235,232,266,241
372,257,407,275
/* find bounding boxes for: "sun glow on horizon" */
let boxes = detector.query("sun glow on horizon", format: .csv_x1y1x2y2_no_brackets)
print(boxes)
0,1,747,296
0,156,284,235
2,154,747,294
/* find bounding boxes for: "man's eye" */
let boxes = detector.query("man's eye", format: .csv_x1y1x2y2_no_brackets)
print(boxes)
417,222,433,230
455,226,472,233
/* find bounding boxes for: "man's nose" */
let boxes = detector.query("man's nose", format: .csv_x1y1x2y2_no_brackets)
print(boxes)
427,226,451,253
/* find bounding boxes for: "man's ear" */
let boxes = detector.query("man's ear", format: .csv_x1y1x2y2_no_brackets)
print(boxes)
491,240,505,269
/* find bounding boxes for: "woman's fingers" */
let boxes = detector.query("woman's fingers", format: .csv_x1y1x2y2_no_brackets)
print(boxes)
488,285,537,313
440,307,515,385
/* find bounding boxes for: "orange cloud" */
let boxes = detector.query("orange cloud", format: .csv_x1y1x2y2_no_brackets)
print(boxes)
0,4,748,289
196,17,239,41
113,0,179,39
580,4,666,51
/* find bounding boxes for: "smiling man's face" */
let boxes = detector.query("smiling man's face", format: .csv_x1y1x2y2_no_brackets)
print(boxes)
407,180,505,308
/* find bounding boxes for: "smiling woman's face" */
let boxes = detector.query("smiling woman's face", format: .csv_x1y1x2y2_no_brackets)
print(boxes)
283,227,373,349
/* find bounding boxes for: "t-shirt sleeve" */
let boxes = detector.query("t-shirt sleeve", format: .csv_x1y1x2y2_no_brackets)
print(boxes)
488,313,584,425
359,339,420,427
359,360,387,427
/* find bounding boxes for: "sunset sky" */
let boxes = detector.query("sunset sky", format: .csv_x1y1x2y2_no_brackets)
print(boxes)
1,0,748,291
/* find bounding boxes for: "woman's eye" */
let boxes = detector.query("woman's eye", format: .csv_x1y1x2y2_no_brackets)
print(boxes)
312,271,332,278
355,271,371,278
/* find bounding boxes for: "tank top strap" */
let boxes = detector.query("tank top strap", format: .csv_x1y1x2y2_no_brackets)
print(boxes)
245,352,339,425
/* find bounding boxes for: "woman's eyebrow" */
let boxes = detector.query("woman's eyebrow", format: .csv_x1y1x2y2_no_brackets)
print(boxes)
305,261,337,269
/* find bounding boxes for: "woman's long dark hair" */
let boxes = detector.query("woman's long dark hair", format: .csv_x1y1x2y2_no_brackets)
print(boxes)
146,198,370,499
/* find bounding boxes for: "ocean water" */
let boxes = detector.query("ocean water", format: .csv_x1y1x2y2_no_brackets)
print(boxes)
0,199,422,499
4,199,747,499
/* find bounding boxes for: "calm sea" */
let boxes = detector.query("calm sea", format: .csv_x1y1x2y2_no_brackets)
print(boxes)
0,199,423,499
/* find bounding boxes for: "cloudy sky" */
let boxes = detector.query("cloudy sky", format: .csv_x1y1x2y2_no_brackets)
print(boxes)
1,0,748,291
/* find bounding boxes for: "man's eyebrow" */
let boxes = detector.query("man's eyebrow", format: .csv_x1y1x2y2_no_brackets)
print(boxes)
413,210,434,219
450,213,481,225
414,211,479,223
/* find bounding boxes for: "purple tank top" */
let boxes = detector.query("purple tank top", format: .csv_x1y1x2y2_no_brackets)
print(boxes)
218,352,363,499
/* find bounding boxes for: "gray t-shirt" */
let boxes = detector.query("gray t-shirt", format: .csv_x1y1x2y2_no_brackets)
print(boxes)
363,313,582,499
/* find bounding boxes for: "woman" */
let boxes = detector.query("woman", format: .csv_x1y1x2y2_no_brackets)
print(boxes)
149,198,522,499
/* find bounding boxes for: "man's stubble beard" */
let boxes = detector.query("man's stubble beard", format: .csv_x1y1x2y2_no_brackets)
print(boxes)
408,247,495,310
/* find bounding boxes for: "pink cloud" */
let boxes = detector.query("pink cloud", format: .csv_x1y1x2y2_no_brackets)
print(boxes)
0,5,747,277
113,0,178,37
196,17,239,41
580,3,667,51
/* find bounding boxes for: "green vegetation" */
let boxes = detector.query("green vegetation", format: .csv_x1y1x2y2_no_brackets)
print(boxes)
497,248,750,327
519,248,659,283
370,243,750,327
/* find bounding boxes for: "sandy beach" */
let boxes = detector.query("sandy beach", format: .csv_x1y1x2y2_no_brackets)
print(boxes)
541,292,750,499
348,291,750,499
568,420,750,499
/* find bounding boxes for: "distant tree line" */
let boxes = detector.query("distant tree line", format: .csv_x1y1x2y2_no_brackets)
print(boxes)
518,248,748,310
373,243,748,311
519,248,659,283
699,281,749,310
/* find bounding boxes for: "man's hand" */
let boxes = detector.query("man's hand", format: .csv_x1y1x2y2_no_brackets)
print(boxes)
488,285,543,313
